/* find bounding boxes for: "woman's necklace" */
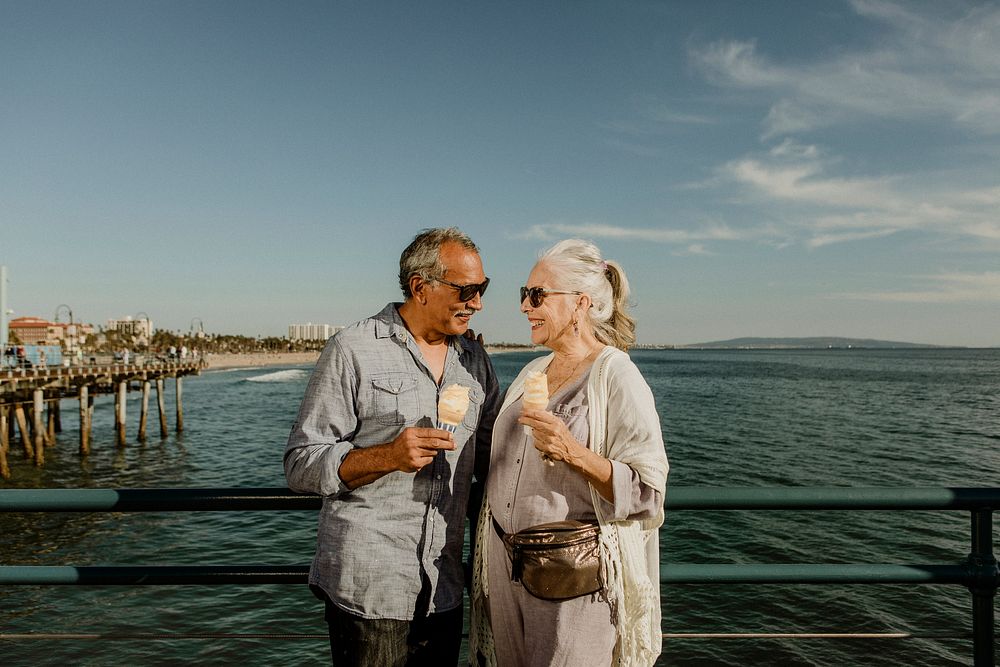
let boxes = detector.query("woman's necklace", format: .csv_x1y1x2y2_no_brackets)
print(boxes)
546,347,598,396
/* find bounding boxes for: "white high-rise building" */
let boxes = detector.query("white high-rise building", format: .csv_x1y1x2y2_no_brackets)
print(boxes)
107,316,154,340
288,323,342,341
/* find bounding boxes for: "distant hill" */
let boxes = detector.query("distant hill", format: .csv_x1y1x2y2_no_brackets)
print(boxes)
680,337,946,349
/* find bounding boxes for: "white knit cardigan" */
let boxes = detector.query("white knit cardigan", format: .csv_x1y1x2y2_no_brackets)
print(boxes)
470,346,670,666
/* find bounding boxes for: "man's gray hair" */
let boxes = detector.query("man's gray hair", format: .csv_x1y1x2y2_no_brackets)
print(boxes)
398,228,480,298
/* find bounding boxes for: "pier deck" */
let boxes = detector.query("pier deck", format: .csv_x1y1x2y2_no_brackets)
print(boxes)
0,360,204,478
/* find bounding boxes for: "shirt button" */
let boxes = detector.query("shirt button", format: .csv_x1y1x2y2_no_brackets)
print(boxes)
436,474,442,480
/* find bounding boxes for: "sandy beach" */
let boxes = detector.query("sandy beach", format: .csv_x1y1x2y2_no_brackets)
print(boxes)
203,351,321,369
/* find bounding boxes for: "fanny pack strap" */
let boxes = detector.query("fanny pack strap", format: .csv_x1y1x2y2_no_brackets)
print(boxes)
492,517,527,582
492,516,507,541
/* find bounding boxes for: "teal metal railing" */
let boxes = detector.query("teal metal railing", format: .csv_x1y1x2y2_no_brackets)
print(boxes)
2,487,998,664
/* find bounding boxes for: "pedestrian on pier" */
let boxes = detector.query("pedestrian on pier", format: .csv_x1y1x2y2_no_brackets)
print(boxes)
285,227,499,666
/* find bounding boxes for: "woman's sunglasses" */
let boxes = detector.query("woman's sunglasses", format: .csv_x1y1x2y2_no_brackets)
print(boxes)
435,277,490,301
520,286,583,308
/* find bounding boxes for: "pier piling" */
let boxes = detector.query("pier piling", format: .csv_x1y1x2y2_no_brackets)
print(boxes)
116,381,127,447
14,404,31,460
46,401,57,445
113,391,120,442
87,393,94,443
175,376,183,433
32,390,44,466
138,381,150,441
156,378,168,438
0,406,9,479
78,386,90,456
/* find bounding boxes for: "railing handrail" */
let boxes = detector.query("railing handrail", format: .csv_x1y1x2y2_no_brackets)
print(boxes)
0,563,978,586
2,486,996,665
3,485,1000,512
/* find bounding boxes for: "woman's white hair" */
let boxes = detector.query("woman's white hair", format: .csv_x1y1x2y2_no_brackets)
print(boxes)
539,239,636,351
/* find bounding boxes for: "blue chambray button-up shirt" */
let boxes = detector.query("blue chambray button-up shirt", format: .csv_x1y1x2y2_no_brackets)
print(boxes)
284,303,499,620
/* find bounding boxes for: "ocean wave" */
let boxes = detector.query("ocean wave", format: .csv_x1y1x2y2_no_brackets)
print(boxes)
243,369,308,383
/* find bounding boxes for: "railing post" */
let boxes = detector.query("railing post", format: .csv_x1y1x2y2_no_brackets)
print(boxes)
968,508,998,667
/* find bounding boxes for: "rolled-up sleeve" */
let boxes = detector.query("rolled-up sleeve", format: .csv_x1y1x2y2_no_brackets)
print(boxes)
597,460,663,522
284,336,358,497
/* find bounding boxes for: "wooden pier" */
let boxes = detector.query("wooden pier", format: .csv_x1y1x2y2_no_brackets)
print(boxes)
0,361,204,479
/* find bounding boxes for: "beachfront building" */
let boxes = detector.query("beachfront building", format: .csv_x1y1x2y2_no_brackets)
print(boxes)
7,316,94,350
288,323,342,341
8,317,58,345
107,316,154,344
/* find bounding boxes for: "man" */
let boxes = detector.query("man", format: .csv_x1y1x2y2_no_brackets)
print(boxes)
285,228,499,666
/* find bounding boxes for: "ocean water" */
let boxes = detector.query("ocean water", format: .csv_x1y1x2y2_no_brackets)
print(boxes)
1,348,998,666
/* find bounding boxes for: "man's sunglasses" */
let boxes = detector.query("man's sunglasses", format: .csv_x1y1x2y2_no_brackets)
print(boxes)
520,286,583,308
434,277,490,301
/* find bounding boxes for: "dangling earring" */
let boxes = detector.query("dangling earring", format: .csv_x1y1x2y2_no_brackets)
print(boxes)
573,318,579,337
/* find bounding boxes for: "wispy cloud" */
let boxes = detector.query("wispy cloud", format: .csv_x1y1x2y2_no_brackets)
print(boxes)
514,221,752,244
762,100,826,139
518,154,1000,251
722,158,898,210
806,229,900,248
645,108,716,125
674,243,714,256
769,138,819,160
598,99,717,156
530,2,1000,256
597,107,715,141
833,271,1000,302
601,138,662,157
692,1,1000,136
716,148,1000,247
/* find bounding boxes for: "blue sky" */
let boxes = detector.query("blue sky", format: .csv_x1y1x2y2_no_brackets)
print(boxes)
2,1,998,346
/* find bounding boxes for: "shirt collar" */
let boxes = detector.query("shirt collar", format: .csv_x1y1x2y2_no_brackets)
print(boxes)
373,302,465,355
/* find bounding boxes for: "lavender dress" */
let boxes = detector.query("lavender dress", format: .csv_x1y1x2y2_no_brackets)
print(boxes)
485,368,662,667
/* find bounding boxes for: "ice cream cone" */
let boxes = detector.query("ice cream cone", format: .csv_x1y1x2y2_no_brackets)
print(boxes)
522,370,548,434
522,371,555,464
436,384,470,433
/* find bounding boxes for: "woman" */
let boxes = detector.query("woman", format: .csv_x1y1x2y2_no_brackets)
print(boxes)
470,239,669,666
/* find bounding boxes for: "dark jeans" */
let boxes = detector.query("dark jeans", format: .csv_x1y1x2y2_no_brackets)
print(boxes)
318,590,463,667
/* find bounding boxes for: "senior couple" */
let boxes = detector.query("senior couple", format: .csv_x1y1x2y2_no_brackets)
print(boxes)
284,228,669,667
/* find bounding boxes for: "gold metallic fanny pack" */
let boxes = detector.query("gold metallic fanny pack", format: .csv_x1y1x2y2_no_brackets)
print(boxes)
494,518,603,601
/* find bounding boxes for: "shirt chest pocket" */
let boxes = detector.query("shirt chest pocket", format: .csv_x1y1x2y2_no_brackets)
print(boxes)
553,403,589,442
461,385,486,430
371,374,420,426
